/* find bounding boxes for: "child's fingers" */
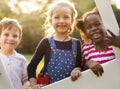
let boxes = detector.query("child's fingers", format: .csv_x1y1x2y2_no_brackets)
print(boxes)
91,67,99,77
71,72,78,81
91,64,104,77
71,70,81,81
71,76,77,81
32,85,41,89
98,65,104,76
107,29,115,37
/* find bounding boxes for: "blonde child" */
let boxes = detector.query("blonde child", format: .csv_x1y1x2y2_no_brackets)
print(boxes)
75,7,116,77
27,1,83,89
0,18,29,89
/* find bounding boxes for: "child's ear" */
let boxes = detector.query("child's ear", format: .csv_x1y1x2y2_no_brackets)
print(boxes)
71,18,74,24
17,39,21,45
49,19,52,25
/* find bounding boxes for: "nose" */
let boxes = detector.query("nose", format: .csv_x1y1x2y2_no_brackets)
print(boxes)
91,26,97,31
59,18,64,23
9,35,14,40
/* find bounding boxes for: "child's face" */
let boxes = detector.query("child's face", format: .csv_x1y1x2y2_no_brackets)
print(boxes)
84,14,106,43
49,6,73,34
0,27,20,51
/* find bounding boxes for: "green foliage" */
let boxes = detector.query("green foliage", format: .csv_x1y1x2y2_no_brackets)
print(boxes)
0,0,13,19
71,0,96,18
70,29,82,41
16,10,46,54
112,5,120,27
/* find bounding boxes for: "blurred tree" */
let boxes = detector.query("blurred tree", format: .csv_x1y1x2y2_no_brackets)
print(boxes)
16,11,46,54
71,0,95,18
70,29,83,43
112,4,120,27
0,0,14,19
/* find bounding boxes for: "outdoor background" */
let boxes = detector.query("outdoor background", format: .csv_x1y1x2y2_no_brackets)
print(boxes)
0,0,120,73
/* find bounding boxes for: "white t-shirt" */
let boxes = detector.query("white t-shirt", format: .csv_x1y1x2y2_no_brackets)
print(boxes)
0,51,28,89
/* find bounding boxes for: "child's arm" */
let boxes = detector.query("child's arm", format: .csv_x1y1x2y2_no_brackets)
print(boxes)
21,57,30,89
85,60,104,77
70,67,81,81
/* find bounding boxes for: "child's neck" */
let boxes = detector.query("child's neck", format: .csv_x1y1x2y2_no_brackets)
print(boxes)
54,34,70,41
0,49,15,57
94,42,108,52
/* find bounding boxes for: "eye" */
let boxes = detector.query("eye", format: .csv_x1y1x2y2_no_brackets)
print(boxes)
64,16,69,18
94,22,102,27
95,22,101,27
4,33,9,37
86,25,92,29
13,34,18,38
64,16,70,19
54,16,59,19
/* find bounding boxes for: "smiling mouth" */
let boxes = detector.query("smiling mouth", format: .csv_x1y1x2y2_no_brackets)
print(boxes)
58,25,66,28
6,43,14,45
92,33,102,39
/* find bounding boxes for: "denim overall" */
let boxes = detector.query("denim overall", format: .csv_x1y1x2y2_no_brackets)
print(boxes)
44,37,77,84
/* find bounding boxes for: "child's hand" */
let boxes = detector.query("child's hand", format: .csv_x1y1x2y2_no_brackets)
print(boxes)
86,60,104,77
106,29,120,48
22,81,30,89
32,84,41,89
70,67,81,81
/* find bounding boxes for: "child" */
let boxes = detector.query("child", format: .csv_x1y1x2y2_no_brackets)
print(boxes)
27,1,83,89
0,18,29,89
75,7,116,77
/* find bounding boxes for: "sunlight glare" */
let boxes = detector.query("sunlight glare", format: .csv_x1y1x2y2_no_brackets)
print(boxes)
8,0,46,13
115,0,120,9
19,1,41,13
111,0,120,9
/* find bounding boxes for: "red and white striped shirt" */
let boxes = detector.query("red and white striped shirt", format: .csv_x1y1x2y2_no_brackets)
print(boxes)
82,43,116,64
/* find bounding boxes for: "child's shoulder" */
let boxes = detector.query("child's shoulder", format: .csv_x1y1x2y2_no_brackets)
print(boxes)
70,37,82,43
71,37,79,41
82,42,94,49
82,42,93,46
40,37,48,42
40,37,50,43
15,52,27,62
37,37,50,47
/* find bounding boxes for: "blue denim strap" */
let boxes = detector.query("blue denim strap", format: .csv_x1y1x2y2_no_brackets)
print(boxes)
71,38,77,57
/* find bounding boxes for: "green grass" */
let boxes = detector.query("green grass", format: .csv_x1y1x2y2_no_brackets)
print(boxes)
24,54,33,62
24,54,44,75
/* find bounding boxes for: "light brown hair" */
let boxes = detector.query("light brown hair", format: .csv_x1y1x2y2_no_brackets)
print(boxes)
0,17,22,40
